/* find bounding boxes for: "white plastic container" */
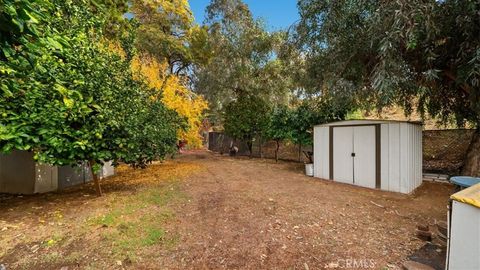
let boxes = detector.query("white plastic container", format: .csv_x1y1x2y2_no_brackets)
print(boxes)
305,163,314,177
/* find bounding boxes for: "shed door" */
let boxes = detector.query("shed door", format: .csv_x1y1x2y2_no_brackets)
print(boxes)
333,127,354,184
332,125,377,188
353,126,376,188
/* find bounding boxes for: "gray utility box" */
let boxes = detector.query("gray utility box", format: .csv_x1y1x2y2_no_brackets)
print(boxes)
0,150,115,194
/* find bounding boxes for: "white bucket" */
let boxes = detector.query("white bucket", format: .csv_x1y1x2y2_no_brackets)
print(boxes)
305,163,314,177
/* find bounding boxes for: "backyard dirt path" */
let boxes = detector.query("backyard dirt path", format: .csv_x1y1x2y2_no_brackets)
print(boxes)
0,150,452,269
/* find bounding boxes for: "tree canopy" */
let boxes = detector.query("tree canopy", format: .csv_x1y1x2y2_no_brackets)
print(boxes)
131,0,211,76
297,0,480,127
194,0,292,120
0,0,185,172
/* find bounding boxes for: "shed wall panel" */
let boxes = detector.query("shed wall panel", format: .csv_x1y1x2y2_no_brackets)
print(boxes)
405,124,411,193
414,125,420,190
417,126,423,188
333,127,354,184
313,126,329,179
416,127,420,187
399,123,410,193
380,124,390,191
416,127,421,188
353,126,376,188
388,123,401,193
410,126,415,192
409,125,416,192
406,125,416,193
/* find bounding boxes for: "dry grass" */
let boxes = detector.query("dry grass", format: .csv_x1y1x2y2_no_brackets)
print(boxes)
0,151,452,269
0,159,204,269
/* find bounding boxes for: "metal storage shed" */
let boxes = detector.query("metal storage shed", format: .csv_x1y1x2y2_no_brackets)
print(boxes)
313,120,422,194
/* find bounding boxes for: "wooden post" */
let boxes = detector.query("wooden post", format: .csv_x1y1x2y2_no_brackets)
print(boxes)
89,160,103,196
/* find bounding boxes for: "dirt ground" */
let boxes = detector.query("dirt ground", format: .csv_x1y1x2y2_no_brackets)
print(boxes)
0,150,453,269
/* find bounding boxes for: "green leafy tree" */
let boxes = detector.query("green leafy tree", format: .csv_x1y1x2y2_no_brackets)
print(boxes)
131,0,211,77
0,0,183,195
297,0,480,174
290,103,315,161
194,0,290,121
266,106,294,162
290,98,352,161
223,94,271,157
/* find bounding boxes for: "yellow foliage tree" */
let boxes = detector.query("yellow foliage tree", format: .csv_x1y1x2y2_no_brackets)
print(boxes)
131,54,209,148
105,0,211,149
131,54,168,89
162,76,208,148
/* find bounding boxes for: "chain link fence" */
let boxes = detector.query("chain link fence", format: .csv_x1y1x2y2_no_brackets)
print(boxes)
208,132,312,162
210,130,477,175
423,129,476,175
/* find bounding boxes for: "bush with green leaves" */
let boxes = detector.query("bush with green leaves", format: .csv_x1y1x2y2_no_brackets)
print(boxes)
289,98,352,161
266,105,293,162
0,0,184,193
223,94,271,156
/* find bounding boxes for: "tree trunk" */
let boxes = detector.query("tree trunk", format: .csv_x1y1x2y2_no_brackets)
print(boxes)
247,140,253,158
298,143,302,162
275,140,280,163
259,136,263,158
89,160,103,196
462,129,480,177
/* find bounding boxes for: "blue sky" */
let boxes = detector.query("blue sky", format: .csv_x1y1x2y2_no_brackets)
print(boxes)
189,0,300,30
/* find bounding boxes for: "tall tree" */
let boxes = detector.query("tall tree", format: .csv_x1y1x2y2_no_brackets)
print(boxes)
290,98,352,161
297,0,480,175
194,0,291,121
131,0,211,77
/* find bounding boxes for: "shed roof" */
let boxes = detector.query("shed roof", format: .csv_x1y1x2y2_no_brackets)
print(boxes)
451,183,480,209
315,119,423,127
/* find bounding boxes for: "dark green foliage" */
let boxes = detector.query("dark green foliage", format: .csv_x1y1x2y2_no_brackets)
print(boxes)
0,0,183,169
195,0,291,120
266,105,293,162
266,106,293,143
288,98,350,161
290,103,315,148
290,98,351,147
115,98,183,167
223,94,271,155
297,0,480,127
